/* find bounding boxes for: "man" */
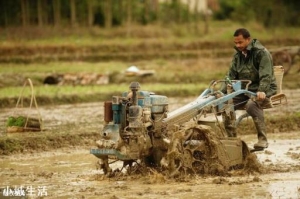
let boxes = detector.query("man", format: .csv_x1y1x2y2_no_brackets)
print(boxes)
222,28,277,149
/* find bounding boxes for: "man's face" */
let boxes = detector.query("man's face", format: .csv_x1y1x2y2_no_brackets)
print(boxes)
234,34,251,52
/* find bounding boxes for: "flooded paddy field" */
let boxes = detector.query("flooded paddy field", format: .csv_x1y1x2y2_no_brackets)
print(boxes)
0,90,299,199
0,132,299,199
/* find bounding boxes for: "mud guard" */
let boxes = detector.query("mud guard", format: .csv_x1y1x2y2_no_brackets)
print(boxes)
165,124,250,176
219,138,249,168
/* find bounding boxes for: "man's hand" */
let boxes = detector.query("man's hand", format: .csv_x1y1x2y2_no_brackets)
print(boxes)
256,91,266,100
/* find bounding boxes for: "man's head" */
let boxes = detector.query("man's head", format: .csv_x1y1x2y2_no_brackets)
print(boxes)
233,28,251,53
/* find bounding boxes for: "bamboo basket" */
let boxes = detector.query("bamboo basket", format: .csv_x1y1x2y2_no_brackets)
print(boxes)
6,78,43,133
274,65,284,94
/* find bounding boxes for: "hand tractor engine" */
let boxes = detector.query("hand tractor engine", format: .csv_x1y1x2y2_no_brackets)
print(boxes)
91,81,255,176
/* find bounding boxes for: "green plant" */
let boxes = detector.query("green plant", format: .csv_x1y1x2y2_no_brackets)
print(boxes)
6,116,26,127
6,116,16,127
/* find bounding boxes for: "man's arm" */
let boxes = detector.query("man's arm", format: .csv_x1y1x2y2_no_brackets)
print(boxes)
257,49,273,97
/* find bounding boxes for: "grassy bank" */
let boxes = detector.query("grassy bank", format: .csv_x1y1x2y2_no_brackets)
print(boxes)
1,21,300,63
0,57,299,108
0,58,228,108
1,21,300,45
0,83,210,108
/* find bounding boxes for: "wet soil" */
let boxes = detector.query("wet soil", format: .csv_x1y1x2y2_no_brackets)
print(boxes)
0,91,300,198
0,134,299,199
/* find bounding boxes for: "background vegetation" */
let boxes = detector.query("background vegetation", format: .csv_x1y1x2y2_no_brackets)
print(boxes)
0,0,299,28
0,0,299,107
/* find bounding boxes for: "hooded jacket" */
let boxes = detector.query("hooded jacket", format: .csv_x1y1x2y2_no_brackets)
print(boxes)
225,39,277,97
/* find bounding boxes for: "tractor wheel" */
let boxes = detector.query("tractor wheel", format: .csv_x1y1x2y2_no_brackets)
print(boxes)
166,124,229,177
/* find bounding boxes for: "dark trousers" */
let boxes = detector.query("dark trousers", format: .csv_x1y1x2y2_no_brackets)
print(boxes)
223,94,269,146
233,94,266,122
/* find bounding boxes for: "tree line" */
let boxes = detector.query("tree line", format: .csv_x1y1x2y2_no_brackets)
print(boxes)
216,0,300,27
0,0,299,29
0,0,202,28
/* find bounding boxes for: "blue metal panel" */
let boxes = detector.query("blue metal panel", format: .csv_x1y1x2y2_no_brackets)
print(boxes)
144,97,151,107
206,90,256,107
150,95,168,113
138,91,151,97
112,104,121,124
90,148,130,160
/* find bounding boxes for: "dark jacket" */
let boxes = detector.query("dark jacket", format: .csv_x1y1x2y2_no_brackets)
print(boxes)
224,39,277,97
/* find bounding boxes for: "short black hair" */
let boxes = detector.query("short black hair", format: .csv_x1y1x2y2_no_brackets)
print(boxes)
233,28,251,38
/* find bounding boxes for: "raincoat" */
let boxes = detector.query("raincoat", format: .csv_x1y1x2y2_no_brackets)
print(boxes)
225,39,277,97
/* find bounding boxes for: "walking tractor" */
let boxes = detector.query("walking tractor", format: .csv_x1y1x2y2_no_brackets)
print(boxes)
90,67,286,176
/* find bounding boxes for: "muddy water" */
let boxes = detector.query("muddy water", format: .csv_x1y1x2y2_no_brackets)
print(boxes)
0,91,300,198
1,132,300,199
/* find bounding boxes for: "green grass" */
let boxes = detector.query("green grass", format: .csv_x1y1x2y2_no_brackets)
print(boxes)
0,58,230,85
0,61,127,73
0,83,208,99
1,21,300,46
0,82,209,108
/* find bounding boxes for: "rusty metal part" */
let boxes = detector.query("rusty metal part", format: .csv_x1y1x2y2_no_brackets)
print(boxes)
104,101,113,123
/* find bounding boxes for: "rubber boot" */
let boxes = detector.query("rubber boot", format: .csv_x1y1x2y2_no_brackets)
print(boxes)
253,117,268,149
222,112,237,137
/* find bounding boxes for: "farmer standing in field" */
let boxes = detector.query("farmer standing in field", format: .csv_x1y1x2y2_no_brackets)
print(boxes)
222,28,277,149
